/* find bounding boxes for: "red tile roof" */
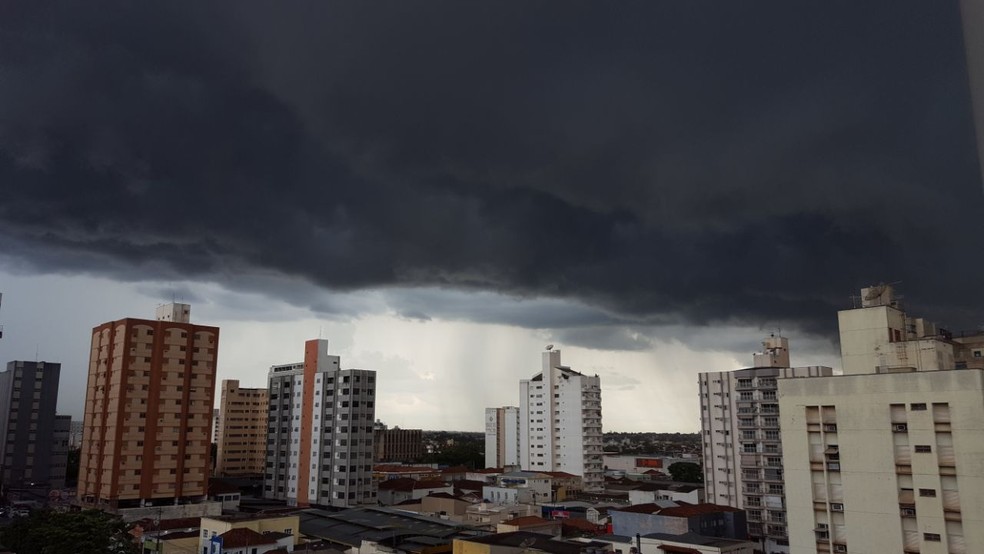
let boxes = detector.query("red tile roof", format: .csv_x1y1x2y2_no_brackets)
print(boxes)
501,516,554,526
427,492,460,500
539,471,578,479
219,528,277,548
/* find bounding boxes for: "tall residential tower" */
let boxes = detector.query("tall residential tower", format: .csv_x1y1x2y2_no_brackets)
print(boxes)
699,336,832,554
0,361,70,491
484,406,520,469
78,303,218,514
519,349,604,491
215,380,269,476
264,339,376,507
781,285,984,554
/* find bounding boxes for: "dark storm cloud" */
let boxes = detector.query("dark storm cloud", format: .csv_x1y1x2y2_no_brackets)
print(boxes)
1,1,982,339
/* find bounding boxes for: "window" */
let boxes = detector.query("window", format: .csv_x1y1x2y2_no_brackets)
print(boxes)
919,488,936,497
914,445,932,453
910,403,927,411
924,533,941,542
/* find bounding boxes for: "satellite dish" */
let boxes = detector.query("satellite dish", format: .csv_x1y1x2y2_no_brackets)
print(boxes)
545,344,554,351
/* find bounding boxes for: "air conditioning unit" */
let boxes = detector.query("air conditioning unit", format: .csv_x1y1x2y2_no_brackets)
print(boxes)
830,503,844,512
893,424,908,432
833,545,847,553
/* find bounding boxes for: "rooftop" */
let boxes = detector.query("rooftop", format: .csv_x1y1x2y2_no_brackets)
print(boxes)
458,531,611,554
205,512,299,524
501,516,553,526
218,528,277,548
612,502,740,517
298,507,485,548
378,478,450,492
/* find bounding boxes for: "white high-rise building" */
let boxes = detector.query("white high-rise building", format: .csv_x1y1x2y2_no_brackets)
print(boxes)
264,339,376,508
485,406,520,469
519,349,603,491
699,335,832,554
780,285,984,554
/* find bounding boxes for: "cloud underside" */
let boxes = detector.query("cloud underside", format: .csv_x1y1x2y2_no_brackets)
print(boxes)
1,1,982,343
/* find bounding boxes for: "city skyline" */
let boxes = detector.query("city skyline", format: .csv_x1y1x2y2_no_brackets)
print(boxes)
1,2,982,434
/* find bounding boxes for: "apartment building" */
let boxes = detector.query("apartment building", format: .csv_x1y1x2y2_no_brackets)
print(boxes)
518,349,603,491
264,338,376,507
780,285,984,554
0,361,70,490
699,336,832,554
215,380,269,476
485,406,520,469
373,422,423,463
78,303,218,513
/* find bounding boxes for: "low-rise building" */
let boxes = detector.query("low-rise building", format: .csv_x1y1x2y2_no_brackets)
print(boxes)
609,503,746,540
199,514,301,554
625,482,703,505
496,515,562,536
377,478,454,506
483,471,556,505
465,503,540,528
298,506,486,554
453,531,612,554
206,527,294,554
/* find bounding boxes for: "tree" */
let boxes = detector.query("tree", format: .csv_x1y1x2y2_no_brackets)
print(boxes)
667,461,703,483
0,509,139,554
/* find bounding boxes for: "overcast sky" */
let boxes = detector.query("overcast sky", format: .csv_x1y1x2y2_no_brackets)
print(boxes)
0,1,982,431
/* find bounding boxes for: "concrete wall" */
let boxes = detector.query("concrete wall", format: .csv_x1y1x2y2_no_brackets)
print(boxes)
780,369,984,554
118,500,222,522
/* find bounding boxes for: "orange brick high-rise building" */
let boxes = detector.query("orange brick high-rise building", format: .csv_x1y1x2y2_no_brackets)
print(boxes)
79,303,218,514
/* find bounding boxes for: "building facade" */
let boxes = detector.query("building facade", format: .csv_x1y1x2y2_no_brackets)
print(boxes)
373,422,423,463
0,361,69,490
264,339,377,507
780,285,984,554
484,406,520,469
519,349,603,491
699,335,832,554
78,303,218,511
215,379,268,476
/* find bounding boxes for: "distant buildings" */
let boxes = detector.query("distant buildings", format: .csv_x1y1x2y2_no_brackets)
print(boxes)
484,406,520,469
518,349,604,491
0,361,70,491
780,285,984,553
69,420,84,450
699,335,832,553
373,421,423,463
264,338,377,507
215,379,268,476
78,303,219,516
